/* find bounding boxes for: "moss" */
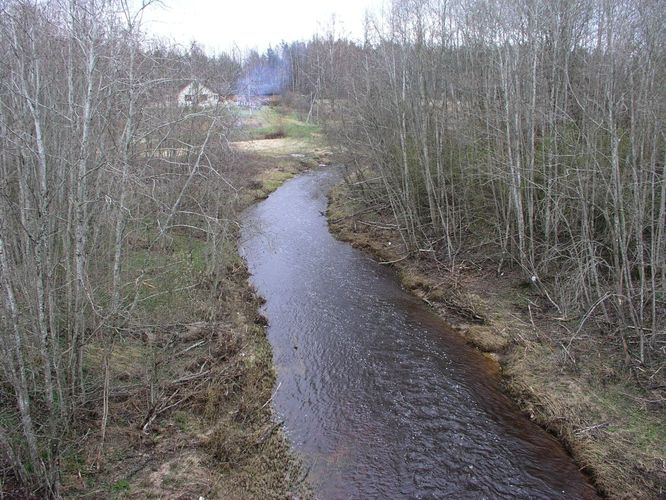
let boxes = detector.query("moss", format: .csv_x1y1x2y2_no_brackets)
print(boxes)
261,170,296,194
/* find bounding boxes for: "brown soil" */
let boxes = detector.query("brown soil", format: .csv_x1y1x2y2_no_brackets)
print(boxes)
264,131,287,140
327,181,666,499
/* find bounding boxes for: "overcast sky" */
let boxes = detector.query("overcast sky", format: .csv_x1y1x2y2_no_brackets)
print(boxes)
141,0,385,55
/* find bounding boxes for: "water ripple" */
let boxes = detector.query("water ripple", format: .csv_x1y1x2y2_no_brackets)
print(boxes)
240,168,596,499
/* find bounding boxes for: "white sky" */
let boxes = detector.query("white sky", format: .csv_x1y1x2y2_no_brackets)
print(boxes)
141,0,385,55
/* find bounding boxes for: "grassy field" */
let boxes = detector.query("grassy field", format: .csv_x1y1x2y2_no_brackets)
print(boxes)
235,106,322,142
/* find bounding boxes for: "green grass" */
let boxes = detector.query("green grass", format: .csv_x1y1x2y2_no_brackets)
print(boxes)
111,479,130,494
601,386,666,450
261,171,295,194
277,112,320,139
124,233,208,317
240,106,320,141
173,411,192,432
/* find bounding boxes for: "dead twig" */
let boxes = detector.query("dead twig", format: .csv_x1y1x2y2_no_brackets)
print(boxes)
259,381,282,411
379,254,410,265
574,422,610,436
175,339,207,357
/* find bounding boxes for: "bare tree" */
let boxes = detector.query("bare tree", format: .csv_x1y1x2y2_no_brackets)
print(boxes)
0,0,242,494
321,0,665,365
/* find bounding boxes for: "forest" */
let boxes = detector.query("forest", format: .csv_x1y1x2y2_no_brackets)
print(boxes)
302,0,665,363
0,0,664,497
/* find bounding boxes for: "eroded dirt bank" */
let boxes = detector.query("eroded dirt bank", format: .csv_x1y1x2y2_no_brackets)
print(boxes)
327,180,666,499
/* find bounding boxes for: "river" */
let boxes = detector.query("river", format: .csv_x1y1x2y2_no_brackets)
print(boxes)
239,167,597,499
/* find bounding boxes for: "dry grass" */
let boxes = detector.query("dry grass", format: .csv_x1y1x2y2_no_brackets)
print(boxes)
507,340,666,498
328,180,666,499
64,266,310,499
231,137,322,156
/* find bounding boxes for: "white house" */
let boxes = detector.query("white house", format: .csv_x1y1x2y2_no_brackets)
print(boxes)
177,81,220,107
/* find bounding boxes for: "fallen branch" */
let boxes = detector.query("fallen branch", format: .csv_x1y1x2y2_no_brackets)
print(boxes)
141,389,182,433
574,422,609,435
379,254,410,265
329,203,388,224
356,219,399,230
176,339,207,357
172,370,212,385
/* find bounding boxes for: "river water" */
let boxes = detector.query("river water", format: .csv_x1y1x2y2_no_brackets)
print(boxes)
239,168,596,499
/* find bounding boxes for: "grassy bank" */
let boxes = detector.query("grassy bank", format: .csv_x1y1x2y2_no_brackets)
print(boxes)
327,181,665,499
63,104,328,498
